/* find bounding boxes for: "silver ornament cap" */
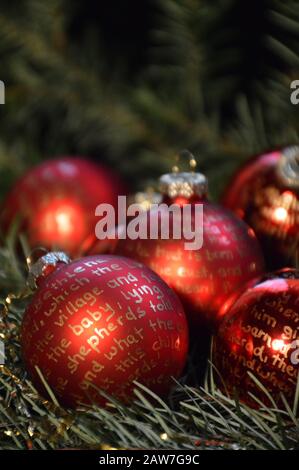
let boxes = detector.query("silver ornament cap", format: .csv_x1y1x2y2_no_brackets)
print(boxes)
159,149,208,199
159,171,208,199
277,145,299,188
27,251,71,290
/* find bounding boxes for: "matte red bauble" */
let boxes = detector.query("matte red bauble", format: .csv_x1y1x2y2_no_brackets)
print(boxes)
223,146,299,269
21,253,188,408
1,157,125,257
212,269,299,410
115,170,265,327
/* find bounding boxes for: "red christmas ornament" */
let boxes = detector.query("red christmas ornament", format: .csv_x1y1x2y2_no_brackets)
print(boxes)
1,157,125,258
212,269,299,410
223,145,299,269
21,253,188,408
87,189,162,256
115,166,265,328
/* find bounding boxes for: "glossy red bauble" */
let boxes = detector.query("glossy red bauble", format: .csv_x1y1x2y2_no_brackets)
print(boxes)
21,254,188,408
116,171,265,327
212,269,299,410
87,190,162,256
223,146,299,269
1,157,125,258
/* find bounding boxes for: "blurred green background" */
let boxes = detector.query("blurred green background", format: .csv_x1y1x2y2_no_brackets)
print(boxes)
0,0,299,199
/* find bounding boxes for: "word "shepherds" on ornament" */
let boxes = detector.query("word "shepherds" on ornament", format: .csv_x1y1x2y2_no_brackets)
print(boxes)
95,196,204,250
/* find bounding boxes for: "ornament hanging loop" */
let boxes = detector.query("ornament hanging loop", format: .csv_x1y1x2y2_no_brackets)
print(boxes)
161,150,207,199
172,149,197,174
26,247,49,269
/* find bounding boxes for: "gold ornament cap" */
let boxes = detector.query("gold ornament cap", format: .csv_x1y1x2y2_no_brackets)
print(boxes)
27,251,71,290
277,145,299,188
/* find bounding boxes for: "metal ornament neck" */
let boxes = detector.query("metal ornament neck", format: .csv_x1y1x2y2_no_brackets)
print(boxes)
27,251,71,290
159,171,208,199
278,145,299,189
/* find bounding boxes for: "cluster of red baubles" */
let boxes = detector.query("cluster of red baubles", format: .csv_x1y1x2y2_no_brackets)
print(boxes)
3,148,299,410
